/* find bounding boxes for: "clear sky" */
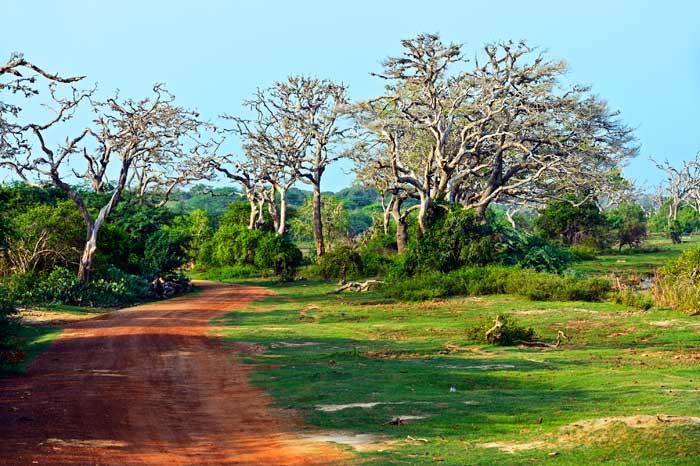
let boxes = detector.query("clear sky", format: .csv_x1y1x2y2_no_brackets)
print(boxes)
2,0,699,191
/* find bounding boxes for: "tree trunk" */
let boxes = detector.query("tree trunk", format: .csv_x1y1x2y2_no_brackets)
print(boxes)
417,193,430,234
475,203,488,222
312,183,325,257
278,190,288,236
248,199,257,230
78,224,99,282
390,197,408,253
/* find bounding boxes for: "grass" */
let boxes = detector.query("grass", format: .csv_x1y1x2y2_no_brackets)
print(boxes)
569,234,700,275
214,279,700,465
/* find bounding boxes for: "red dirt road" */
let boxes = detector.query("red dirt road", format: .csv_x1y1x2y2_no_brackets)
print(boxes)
0,282,348,465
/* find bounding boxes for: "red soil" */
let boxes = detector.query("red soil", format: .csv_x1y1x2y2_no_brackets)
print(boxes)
0,282,348,465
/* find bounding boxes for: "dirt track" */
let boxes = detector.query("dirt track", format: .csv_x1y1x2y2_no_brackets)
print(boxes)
0,282,348,465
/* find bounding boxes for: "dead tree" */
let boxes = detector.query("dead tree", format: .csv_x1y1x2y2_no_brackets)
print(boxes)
356,34,636,232
275,76,349,257
652,154,700,242
2,84,213,282
1,53,83,160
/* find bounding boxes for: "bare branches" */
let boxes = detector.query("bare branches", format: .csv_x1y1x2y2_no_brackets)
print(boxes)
354,34,637,239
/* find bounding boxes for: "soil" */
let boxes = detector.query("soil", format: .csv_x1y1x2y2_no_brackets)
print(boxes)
0,281,348,465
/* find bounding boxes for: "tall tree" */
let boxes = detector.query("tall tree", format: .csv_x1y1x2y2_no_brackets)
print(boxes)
1,84,213,281
355,34,636,233
276,77,349,257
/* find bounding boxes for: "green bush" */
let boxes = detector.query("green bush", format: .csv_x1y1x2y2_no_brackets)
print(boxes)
0,289,21,367
514,235,573,273
382,266,612,302
317,245,364,282
143,227,191,277
611,288,654,311
466,314,536,346
198,264,262,280
651,247,700,312
569,245,598,260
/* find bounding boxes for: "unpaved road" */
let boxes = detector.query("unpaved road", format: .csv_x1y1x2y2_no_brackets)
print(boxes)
0,282,347,465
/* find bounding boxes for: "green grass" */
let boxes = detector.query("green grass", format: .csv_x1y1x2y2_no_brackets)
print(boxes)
570,234,700,275
1,324,62,376
215,280,700,465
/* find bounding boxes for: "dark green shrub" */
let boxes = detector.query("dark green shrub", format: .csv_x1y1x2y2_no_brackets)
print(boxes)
253,234,303,278
514,235,573,273
383,266,612,302
199,264,262,280
467,314,536,346
143,227,191,277
668,220,683,244
0,289,21,367
317,245,363,282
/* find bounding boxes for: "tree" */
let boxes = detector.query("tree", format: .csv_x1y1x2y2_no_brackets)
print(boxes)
355,34,636,234
1,84,213,281
275,77,349,256
606,202,647,251
652,154,700,243
290,195,350,248
534,197,608,247
1,53,83,161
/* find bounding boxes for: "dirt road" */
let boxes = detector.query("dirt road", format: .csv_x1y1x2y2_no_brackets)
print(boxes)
0,282,348,465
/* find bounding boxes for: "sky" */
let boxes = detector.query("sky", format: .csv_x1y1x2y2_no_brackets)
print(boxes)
2,0,699,191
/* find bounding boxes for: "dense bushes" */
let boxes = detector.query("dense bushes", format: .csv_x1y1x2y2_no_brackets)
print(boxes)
5,267,152,307
0,290,21,367
651,247,700,312
381,266,612,302
196,206,303,279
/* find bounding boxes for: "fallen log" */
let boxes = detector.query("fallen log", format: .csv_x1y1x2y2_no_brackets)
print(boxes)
331,280,383,293
515,330,569,348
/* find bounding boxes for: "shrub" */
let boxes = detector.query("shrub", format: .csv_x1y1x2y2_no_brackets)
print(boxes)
569,245,598,261
199,264,262,281
467,314,536,346
0,289,22,367
651,247,700,312
142,227,191,277
514,235,573,273
253,234,303,279
317,245,363,282
382,266,612,302
611,288,654,311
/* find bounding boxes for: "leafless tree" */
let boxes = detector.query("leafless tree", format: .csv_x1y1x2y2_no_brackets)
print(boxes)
1,53,83,161
274,76,349,257
651,154,700,226
1,84,214,281
355,34,636,235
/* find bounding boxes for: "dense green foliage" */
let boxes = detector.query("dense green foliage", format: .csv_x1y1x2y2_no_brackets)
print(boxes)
382,266,612,302
535,197,609,248
466,314,537,345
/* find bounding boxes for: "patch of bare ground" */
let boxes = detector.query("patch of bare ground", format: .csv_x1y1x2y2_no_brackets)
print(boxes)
18,308,106,326
477,415,700,454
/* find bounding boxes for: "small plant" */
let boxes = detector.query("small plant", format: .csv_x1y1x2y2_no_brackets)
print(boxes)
467,314,536,346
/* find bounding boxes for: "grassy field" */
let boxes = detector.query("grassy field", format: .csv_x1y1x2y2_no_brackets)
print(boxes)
569,234,699,275
215,279,700,465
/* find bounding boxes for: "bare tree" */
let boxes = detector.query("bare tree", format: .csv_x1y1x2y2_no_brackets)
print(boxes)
355,34,636,234
222,83,310,235
1,84,213,281
652,155,700,221
209,155,270,229
274,76,349,257
1,53,83,160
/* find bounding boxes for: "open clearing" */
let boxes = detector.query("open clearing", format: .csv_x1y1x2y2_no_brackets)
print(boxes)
211,278,700,465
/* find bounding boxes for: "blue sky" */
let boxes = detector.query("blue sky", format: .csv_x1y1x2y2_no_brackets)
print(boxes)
3,0,699,191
